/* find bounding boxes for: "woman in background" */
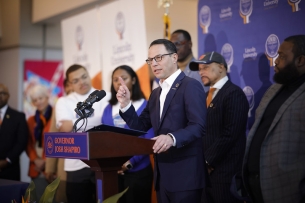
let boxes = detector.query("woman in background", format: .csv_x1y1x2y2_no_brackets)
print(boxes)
101,65,153,203
26,85,52,200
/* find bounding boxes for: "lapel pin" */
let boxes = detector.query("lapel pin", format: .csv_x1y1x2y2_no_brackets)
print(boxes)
175,83,179,88
6,115,10,119
209,103,213,108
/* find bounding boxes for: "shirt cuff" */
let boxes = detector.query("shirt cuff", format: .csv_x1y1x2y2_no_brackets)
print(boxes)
120,101,132,113
167,133,176,147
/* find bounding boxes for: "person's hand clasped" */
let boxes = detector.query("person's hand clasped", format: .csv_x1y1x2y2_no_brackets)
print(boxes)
116,77,131,108
117,160,132,175
152,134,174,154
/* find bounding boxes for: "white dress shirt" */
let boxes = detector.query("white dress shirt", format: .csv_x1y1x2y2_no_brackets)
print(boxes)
210,76,229,99
0,104,8,122
55,88,111,171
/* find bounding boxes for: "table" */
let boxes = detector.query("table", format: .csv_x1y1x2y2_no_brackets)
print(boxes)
0,179,29,203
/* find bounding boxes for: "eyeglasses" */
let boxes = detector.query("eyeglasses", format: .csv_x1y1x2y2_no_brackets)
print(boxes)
146,53,174,65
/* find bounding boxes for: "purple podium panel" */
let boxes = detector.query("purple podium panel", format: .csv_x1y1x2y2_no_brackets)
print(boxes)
44,132,89,160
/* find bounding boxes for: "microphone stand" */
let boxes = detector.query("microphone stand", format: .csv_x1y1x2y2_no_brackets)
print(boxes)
73,104,95,132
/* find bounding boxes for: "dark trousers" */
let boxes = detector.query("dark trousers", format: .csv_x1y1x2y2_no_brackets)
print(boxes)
118,165,153,203
201,182,243,203
66,168,95,203
156,176,202,203
0,164,20,181
247,173,264,203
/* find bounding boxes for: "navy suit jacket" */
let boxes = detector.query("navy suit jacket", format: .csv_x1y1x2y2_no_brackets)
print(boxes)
0,107,28,180
120,72,208,192
204,80,249,183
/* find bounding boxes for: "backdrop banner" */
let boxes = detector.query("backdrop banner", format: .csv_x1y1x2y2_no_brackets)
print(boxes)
61,8,102,89
99,0,151,98
61,0,151,97
197,0,305,133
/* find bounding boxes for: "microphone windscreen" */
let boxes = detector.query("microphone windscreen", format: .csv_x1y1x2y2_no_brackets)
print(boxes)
89,90,99,96
95,90,106,101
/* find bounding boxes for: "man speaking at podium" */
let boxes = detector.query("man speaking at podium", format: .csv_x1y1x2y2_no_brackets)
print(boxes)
55,64,110,203
117,39,208,203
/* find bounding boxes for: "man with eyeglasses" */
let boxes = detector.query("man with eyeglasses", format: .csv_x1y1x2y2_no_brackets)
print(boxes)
170,29,208,92
0,83,28,181
117,39,208,203
55,64,110,203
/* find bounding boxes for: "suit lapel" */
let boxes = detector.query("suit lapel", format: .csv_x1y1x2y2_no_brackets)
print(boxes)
155,87,162,127
0,107,11,132
266,82,305,136
159,72,184,125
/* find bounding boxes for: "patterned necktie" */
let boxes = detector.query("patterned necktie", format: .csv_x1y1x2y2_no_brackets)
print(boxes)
206,88,216,107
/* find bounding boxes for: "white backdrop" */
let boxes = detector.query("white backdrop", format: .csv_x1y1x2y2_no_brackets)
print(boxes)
61,0,151,97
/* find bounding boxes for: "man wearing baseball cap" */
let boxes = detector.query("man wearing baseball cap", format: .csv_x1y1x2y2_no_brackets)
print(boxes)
190,52,249,203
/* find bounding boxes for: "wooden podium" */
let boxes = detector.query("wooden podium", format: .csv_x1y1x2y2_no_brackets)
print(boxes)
45,127,154,202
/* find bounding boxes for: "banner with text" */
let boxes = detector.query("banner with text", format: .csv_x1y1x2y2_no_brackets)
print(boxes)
198,0,305,133
62,8,102,89
99,0,151,98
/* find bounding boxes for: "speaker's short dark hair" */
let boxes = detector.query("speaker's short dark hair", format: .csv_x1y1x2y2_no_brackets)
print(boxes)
149,39,177,54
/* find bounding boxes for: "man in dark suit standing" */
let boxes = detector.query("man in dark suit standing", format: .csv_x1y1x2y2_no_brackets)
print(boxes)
243,35,305,203
117,39,208,203
190,52,249,203
0,83,28,181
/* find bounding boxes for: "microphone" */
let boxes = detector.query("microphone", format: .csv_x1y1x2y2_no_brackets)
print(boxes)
76,90,106,112
73,90,106,132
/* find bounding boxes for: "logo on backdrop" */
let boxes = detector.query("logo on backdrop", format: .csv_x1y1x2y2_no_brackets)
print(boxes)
47,136,54,154
115,12,125,40
219,7,233,21
73,25,90,70
243,86,254,117
265,34,280,67
221,43,234,72
239,0,253,24
263,0,279,8
112,11,134,66
288,0,301,12
75,26,84,51
199,5,211,34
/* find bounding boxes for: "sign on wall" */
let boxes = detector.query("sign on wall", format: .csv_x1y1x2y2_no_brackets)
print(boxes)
198,0,305,132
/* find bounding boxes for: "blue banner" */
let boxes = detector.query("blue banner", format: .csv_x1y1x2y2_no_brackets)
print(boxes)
198,0,305,132
45,132,89,159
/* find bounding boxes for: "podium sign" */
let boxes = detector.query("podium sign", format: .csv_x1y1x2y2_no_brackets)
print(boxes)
45,132,89,159
44,126,154,202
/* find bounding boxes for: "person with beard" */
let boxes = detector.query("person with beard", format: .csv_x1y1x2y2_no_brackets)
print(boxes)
242,35,305,203
170,29,208,92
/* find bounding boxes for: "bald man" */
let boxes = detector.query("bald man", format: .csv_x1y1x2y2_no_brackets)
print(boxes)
0,84,28,180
